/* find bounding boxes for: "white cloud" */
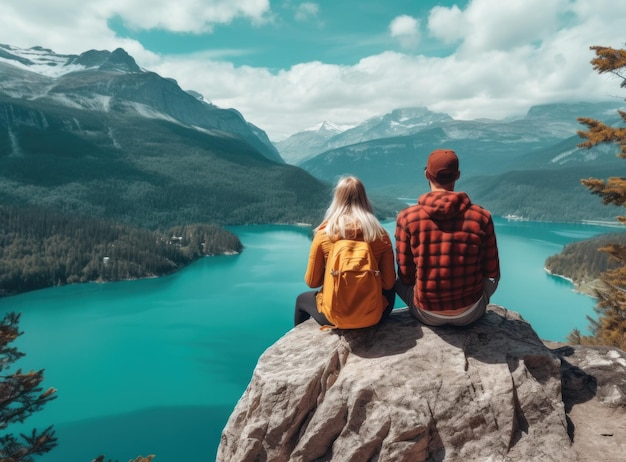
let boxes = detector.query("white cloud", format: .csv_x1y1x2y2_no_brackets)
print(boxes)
389,15,420,49
0,2,113,53
430,0,567,53
0,0,271,50
154,41,614,141
1,0,626,141
427,5,464,44
294,2,319,22
99,0,271,33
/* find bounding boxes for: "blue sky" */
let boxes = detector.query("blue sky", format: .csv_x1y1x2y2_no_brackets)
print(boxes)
2,0,626,140
108,1,460,69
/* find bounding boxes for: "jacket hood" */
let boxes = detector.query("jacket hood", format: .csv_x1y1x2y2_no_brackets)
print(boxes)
418,191,471,220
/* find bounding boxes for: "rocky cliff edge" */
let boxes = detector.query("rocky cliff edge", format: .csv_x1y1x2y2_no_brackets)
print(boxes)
217,306,626,462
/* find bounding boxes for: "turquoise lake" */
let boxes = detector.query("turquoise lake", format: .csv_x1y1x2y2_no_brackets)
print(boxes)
0,218,623,461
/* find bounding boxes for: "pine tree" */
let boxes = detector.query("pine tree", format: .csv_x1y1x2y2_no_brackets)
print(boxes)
572,45,626,350
0,312,57,461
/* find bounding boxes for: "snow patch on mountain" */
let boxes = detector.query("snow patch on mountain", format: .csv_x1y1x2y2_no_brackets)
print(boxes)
126,102,180,123
0,44,86,78
550,148,578,164
389,120,433,131
303,120,353,134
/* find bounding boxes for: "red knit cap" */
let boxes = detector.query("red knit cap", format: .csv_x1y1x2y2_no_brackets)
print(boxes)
426,149,459,180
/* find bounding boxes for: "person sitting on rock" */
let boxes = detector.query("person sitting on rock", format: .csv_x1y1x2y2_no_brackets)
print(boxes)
294,176,396,327
394,148,500,326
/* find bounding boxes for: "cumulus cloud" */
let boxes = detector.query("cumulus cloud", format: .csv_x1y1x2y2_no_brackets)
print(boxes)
0,0,271,46
1,0,625,140
294,2,319,22
1,0,269,59
454,0,565,53
154,43,611,140
389,15,420,49
427,5,464,44
101,0,271,33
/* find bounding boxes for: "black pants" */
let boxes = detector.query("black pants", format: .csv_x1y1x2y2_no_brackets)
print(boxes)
294,288,395,326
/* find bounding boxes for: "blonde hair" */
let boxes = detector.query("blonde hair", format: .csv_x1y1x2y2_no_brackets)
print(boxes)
317,176,386,243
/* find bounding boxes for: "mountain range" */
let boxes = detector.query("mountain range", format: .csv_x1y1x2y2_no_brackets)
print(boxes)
1,42,624,226
0,44,340,228
273,120,353,165
275,103,626,222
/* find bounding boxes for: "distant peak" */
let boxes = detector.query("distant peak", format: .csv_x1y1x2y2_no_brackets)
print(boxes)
69,48,141,73
304,120,352,134
0,44,81,77
0,44,142,77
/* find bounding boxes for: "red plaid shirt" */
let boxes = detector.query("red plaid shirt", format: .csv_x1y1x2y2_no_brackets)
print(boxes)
395,191,500,311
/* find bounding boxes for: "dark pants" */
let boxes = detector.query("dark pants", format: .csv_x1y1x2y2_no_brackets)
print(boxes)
294,288,396,327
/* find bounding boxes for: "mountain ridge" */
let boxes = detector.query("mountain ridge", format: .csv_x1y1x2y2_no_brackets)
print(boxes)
0,43,284,163
0,43,141,76
278,102,626,222
0,43,350,229
278,102,625,167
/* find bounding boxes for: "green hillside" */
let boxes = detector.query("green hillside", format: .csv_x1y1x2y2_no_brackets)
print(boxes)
0,205,244,296
463,164,623,222
545,230,626,290
0,98,332,229
0,96,406,296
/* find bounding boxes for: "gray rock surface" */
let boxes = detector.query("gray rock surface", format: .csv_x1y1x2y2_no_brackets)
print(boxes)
548,341,626,461
217,306,626,462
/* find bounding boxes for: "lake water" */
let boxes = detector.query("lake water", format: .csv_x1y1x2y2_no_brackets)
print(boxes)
0,218,623,461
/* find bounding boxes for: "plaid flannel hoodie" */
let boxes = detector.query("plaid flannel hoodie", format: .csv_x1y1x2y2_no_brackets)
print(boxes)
395,190,500,311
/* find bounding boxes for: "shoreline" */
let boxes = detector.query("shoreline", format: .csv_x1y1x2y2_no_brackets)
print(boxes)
544,267,601,298
0,248,242,300
495,215,623,227
544,267,574,284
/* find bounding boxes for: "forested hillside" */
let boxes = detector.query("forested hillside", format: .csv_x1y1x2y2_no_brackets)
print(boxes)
463,163,623,222
0,205,242,297
0,45,410,298
0,45,342,229
0,102,332,228
545,231,626,289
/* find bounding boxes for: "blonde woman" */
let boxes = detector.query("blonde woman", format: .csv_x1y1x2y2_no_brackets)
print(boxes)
294,176,396,327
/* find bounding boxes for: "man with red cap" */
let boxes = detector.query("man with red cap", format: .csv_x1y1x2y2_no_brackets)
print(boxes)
394,148,500,326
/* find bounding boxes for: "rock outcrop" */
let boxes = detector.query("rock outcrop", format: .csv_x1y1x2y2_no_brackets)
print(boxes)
216,306,626,462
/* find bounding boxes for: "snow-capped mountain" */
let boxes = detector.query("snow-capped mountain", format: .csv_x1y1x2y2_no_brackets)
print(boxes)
0,43,334,228
294,101,626,222
275,107,456,165
303,120,354,136
0,43,282,163
280,102,625,169
274,120,353,165
0,44,93,77
326,107,453,149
